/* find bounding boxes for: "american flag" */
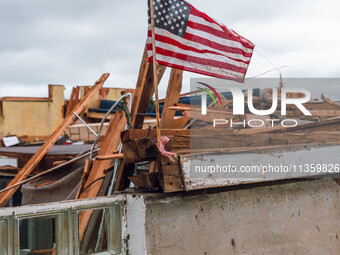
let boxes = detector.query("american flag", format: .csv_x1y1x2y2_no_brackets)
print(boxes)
147,0,255,82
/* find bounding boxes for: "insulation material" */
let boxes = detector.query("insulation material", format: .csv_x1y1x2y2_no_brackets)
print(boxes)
21,159,85,205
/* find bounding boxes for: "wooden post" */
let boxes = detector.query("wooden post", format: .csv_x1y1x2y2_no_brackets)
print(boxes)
115,46,167,191
78,111,126,240
160,69,183,128
131,47,166,129
65,87,76,116
0,73,110,207
149,0,161,144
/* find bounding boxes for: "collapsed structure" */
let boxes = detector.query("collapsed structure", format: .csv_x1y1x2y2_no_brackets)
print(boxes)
0,48,339,254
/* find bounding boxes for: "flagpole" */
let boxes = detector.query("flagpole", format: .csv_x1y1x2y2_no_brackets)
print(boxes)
149,0,161,146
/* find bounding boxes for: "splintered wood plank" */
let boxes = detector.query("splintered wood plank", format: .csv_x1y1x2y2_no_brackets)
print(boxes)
78,111,126,240
115,46,166,191
0,73,110,207
322,94,340,108
160,69,183,128
292,110,340,117
120,129,233,143
132,46,166,129
151,68,182,184
95,153,124,161
121,129,190,142
128,172,159,189
73,86,80,106
65,87,76,116
158,156,184,193
172,113,190,129
122,131,340,164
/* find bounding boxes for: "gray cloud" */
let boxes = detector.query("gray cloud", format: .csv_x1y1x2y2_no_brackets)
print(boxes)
0,0,339,99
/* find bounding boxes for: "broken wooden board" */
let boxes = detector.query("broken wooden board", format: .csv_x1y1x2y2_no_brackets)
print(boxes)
158,155,184,193
237,117,340,135
321,94,340,108
131,46,166,129
180,144,340,191
78,111,126,240
291,110,340,117
121,129,191,143
168,105,235,123
122,131,340,164
121,128,233,143
114,47,166,191
160,69,183,128
0,73,110,207
128,172,159,189
171,112,190,129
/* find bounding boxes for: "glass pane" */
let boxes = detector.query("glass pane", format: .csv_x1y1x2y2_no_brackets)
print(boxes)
19,216,56,255
108,206,122,253
0,220,8,255
78,208,108,254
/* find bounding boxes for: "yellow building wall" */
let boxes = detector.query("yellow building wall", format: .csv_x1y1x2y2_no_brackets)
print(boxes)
0,85,65,137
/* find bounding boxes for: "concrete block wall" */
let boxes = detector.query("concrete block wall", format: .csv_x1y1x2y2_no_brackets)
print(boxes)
126,178,340,255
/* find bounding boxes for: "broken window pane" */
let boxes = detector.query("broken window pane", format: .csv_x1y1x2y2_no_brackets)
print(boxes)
19,216,56,255
78,208,108,254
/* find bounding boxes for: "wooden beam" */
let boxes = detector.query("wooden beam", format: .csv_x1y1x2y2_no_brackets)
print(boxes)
95,153,124,160
128,172,159,189
121,129,191,143
65,87,76,116
292,109,340,117
168,105,237,123
0,73,110,207
160,69,183,128
147,69,182,174
131,46,166,129
171,113,190,129
115,46,166,192
73,86,80,107
78,111,126,240
158,155,184,193
121,128,234,143
122,131,340,164
322,94,340,108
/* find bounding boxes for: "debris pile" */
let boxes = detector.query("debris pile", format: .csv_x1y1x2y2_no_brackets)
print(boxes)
0,48,339,252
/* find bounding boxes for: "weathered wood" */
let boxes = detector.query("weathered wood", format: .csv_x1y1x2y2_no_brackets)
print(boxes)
121,128,233,143
73,86,80,107
238,117,340,135
0,73,110,207
158,156,184,193
121,129,190,143
269,117,340,133
160,69,183,128
322,94,340,107
292,110,340,117
131,46,166,129
172,114,190,129
122,131,340,164
95,153,124,160
149,161,158,173
168,104,236,123
65,87,76,116
78,111,126,240
128,172,159,189
75,158,92,199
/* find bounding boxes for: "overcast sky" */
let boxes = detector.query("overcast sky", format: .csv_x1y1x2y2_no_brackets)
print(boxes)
1,0,340,99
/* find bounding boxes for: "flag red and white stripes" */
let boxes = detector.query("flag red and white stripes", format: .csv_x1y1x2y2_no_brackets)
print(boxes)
147,0,254,82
